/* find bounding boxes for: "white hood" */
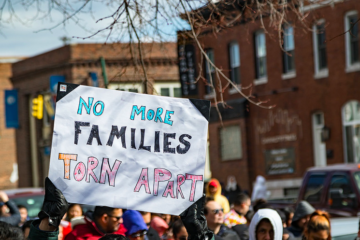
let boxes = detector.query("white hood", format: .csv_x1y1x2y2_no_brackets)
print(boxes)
249,209,283,240
251,175,267,200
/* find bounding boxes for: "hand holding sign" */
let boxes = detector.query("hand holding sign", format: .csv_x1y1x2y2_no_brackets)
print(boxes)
48,83,210,215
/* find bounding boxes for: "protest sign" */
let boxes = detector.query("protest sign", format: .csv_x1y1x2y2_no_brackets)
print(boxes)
48,83,210,215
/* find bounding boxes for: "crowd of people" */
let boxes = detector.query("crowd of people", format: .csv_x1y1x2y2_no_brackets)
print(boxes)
0,176,347,240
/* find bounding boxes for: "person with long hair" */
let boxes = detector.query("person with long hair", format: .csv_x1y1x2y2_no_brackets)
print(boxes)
303,210,331,240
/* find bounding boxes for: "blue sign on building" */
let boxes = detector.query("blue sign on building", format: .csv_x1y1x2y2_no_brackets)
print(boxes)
50,75,66,94
4,90,19,128
89,72,99,87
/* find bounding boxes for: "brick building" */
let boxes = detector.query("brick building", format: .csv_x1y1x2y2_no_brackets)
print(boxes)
178,0,360,198
0,57,24,189
11,42,180,187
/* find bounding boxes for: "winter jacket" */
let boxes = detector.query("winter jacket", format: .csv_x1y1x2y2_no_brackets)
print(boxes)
205,179,230,214
28,219,59,240
215,225,240,240
65,211,126,240
249,209,283,240
0,200,21,226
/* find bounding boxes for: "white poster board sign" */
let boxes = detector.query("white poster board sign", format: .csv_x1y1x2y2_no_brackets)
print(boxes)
48,83,210,215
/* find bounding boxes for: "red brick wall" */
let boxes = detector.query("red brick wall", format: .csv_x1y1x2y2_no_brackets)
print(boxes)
192,0,360,186
0,63,18,189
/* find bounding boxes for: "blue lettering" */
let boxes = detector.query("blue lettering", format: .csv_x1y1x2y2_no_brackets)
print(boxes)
154,108,163,123
130,105,146,120
93,101,105,116
77,97,94,115
147,109,155,120
164,111,174,126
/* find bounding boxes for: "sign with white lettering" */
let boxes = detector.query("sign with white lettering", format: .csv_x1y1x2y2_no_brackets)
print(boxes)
264,148,295,175
48,83,210,215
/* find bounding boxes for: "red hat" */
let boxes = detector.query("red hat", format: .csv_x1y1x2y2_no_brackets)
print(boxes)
209,180,218,188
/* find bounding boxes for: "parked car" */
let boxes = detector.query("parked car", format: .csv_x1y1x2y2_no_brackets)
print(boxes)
5,188,44,218
4,188,95,219
269,163,360,217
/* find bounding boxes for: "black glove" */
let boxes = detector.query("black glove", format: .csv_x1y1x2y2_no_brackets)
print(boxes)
180,194,214,240
38,177,68,227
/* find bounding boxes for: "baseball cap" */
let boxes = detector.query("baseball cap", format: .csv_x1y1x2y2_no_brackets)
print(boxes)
209,180,218,188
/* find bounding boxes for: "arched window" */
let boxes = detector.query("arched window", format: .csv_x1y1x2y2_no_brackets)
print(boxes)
342,101,360,162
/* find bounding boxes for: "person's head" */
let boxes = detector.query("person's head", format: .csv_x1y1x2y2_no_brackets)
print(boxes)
249,209,283,240
275,210,286,228
67,204,83,221
233,193,251,216
0,221,24,240
161,214,171,225
283,207,294,228
17,205,28,224
123,210,148,240
21,220,33,238
99,234,128,240
253,199,267,213
303,210,331,240
204,199,224,231
172,219,188,240
292,201,315,230
208,179,219,195
93,206,123,233
139,211,151,226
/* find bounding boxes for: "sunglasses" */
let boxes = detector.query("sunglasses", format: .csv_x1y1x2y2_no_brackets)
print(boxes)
130,230,147,238
211,208,224,214
108,214,122,221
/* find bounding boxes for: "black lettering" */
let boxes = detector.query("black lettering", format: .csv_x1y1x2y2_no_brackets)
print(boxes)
155,131,160,152
176,134,192,154
139,129,151,152
131,128,136,149
164,133,176,154
106,126,126,148
87,125,102,145
74,121,90,145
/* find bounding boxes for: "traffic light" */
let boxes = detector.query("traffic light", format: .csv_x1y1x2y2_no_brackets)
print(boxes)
32,95,43,119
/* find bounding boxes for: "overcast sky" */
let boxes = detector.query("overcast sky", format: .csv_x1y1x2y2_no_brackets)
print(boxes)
0,2,184,58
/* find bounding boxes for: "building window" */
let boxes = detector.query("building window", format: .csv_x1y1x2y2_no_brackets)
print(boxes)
108,83,142,93
229,42,240,84
283,24,295,74
345,11,359,70
204,49,215,94
154,82,182,98
160,88,170,96
220,125,242,161
313,20,328,76
342,101,360,163
255,31,267,82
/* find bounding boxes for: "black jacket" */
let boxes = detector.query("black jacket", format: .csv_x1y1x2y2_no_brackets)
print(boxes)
232,224,249,240
215,225,240,240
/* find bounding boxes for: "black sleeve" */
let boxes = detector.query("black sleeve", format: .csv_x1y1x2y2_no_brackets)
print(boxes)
0,200,21,226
